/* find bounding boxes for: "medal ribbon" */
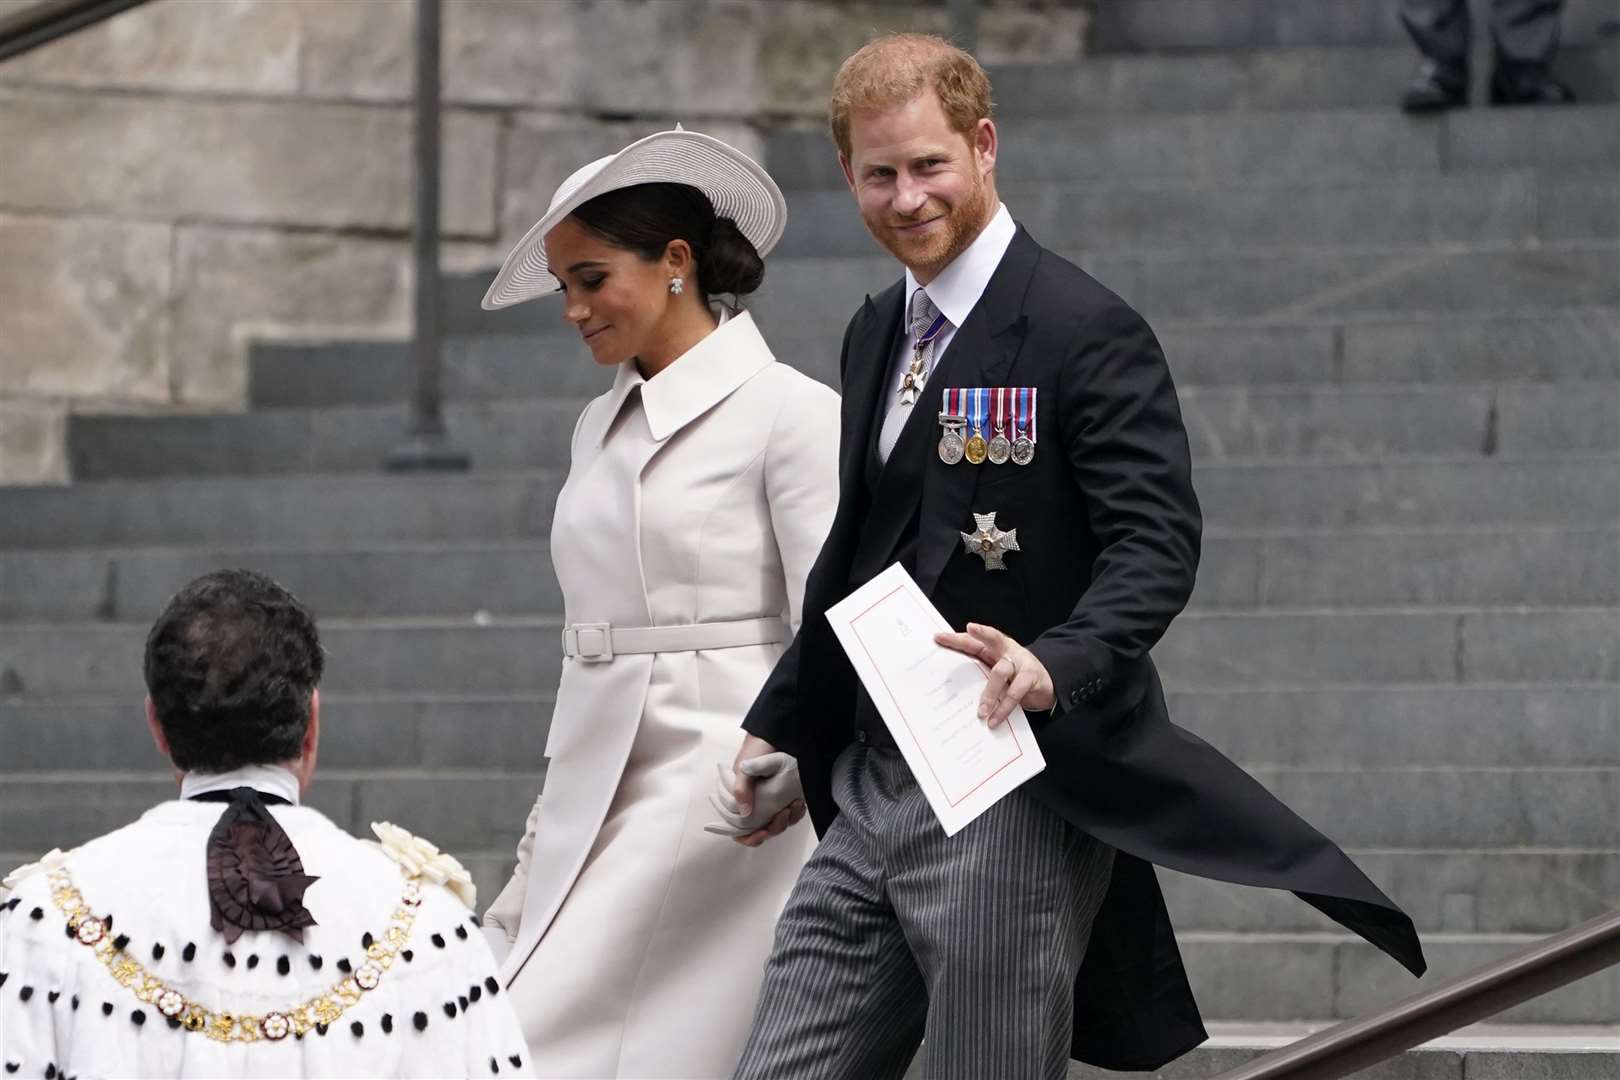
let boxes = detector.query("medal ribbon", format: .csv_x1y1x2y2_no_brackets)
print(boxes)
992,387,1009,434
915,312,948,354
943,387,967,421
1016,387,1038,443
968,387,988,437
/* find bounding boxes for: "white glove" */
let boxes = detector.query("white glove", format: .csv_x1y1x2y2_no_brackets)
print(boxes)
704,752,804,838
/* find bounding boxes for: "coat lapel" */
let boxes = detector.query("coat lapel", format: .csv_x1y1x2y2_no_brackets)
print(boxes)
839,285,905,494
853,228,1040,593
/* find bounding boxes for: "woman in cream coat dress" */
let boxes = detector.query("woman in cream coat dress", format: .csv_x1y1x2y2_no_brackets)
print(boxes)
477,130,838,1078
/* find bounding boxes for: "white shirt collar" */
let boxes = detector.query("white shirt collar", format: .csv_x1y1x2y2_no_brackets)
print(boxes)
180,763,302,806
904,203,1016,329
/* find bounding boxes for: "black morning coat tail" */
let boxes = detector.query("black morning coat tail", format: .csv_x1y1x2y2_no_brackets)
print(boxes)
743,226,1427,1070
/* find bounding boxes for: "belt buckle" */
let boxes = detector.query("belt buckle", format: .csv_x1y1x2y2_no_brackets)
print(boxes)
566,622,614,662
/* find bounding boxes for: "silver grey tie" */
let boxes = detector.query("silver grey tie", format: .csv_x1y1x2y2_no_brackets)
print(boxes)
878,288,945,463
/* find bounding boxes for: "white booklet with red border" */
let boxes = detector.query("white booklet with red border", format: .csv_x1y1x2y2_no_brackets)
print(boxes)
826,562,1046,836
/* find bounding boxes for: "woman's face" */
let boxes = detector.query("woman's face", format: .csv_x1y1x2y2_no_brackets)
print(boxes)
545,215,679,367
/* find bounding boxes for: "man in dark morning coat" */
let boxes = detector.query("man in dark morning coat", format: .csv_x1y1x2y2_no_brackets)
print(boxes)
726,33,1427,1079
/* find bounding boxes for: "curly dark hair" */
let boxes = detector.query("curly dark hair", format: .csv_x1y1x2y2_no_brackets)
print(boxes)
143,569,324,774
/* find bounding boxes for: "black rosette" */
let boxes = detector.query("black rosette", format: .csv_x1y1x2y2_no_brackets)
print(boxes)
204,787,319,944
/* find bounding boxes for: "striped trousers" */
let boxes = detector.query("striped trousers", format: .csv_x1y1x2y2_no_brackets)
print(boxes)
733,744,1115,1080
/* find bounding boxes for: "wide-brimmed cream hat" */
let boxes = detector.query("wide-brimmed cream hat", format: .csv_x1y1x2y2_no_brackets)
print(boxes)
482,127,787,310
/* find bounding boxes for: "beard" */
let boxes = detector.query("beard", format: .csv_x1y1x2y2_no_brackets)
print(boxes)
864,170,996,280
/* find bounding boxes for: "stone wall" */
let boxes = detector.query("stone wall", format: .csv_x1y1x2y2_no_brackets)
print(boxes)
0,0,1090,484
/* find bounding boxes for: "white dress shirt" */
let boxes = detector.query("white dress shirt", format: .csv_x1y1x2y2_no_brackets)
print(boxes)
179,762,302,804
882,202,1017,420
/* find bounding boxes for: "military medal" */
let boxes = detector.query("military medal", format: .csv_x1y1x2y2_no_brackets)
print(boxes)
1011,386,1037,466
937,391,968,464
987,387,1012,465
960,511,1020,571
963,387,989,465
900,311,949,406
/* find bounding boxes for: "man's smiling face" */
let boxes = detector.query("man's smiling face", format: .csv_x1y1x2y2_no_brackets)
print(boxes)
840,89,998,284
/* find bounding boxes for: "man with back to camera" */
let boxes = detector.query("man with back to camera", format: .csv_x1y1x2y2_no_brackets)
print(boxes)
726,34,1427,1078
0,569,533,1078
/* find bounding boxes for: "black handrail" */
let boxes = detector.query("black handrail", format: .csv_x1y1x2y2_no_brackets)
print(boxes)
0,0,150,63
385,0,468,471
1213,907,1620,1079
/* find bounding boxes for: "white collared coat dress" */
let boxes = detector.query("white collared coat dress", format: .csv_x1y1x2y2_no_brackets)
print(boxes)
482,310,838,1078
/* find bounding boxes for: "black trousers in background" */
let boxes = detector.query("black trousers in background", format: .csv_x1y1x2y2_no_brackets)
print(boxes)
732,745,1115,1080
1401,0,1565,78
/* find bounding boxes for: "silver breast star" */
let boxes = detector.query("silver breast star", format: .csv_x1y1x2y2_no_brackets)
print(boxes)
960,511,1020,571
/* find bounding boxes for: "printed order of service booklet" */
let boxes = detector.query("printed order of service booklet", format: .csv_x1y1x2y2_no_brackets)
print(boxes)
827,563,1046,836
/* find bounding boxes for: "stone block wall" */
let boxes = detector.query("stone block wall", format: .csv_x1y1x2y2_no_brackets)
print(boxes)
0,0,1089,484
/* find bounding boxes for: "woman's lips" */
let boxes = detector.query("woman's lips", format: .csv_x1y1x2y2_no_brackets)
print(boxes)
583,325,609,341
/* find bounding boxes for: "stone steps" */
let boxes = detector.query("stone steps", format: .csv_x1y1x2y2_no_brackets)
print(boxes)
0,455,1614,548
1,762,1613,891
246,309,1620,408
64,381,1620,479
989,43,1619,114
3,606,1614,700
775,172,1619,258
1167,685,1620,768
0,770,541,858
5,683,1615,773
1066,1031,1620,1079
3,524,1613,621
1178,932,1619,1024
1086,0,1620,53
763,105,1620,191
1161,853,1620,936
445,244,1620,338
743,245,1620,333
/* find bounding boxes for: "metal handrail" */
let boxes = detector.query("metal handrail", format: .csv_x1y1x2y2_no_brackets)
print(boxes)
386,0,468,471
1213,907,1620,1079
0,0,150,63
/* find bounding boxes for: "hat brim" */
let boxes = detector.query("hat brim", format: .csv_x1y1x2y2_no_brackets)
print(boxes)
482,129,787,310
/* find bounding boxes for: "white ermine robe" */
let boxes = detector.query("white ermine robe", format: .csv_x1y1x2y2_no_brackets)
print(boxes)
1,784,533,1078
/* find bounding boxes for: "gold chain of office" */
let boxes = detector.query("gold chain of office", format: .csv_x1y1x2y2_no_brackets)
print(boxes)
47,865,425,1043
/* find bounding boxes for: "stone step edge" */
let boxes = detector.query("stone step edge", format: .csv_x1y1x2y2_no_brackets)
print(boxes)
3,523,1610,561
93,377,1620,420
6,604,1615,631
6,768,1617,786
20,451,1620,493
7,686,1615,710
1198,1020,1620,1053
252,303,1620,353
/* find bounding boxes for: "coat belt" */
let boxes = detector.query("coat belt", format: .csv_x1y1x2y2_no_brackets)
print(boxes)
560,617,786,662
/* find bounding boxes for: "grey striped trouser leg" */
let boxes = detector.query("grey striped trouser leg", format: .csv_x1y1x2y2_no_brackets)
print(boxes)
732,745,1115,1080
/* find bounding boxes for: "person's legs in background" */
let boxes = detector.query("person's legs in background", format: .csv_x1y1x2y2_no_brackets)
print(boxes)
1399,0,1472,111
1488,0,1575,104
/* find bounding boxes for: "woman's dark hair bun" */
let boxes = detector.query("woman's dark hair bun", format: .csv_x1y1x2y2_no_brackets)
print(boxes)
697,216,765,297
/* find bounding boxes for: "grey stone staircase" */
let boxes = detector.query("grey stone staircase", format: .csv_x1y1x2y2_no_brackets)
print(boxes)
3,3,1618,1072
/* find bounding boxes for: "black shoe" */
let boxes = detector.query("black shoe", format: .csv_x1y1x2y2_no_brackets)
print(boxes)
1489,68,1576,106
1400,63,1467,113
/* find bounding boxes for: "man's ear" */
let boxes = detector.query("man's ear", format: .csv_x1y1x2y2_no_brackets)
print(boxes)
839,152,857,194
973,117,997,177
145,696,171,758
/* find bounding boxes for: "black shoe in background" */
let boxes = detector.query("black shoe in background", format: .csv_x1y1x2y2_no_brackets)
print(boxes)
1489,66,1576,106
1400,62,1468,113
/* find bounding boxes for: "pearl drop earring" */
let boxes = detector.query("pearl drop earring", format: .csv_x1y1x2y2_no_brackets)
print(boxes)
669,277,684,296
